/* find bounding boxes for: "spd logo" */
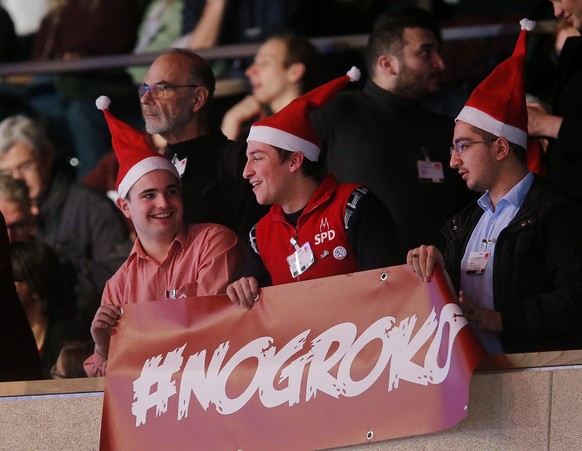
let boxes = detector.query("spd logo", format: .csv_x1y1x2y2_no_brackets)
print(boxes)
315,217,336,245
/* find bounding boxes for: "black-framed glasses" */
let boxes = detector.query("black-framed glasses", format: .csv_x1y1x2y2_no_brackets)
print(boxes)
449,138,496,156
138,83,199,99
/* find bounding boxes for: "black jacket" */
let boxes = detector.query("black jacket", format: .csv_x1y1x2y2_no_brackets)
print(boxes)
168,130,267,240
38,170,130,324
443,176,582,353
311,80,475,253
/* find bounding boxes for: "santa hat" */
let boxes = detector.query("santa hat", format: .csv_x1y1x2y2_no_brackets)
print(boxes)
455,19,536,149
95,96,179,199
247,66,361,161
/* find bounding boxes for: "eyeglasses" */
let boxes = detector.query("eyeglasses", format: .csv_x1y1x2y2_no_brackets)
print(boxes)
449,139,496,156
138,83,199,100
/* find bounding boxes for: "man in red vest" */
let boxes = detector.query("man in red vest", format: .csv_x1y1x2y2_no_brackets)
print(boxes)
227,68,402,308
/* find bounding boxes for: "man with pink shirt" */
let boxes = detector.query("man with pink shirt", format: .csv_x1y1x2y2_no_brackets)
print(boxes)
84,97,243,377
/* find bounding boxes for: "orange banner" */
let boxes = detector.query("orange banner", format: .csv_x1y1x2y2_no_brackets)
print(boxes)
101,265,485,450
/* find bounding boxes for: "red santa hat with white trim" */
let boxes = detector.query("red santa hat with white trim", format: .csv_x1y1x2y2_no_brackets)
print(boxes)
455,18,536,149
247,66,361,161
95,95,179,199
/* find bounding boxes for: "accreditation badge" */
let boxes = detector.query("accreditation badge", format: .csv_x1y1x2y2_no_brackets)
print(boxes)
287,240,315,278
465,251,491,275
417,159,445,183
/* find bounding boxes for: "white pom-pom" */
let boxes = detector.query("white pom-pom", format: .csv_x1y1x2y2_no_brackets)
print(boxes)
520,18,535,32
346,66,361,82
95,96,111,110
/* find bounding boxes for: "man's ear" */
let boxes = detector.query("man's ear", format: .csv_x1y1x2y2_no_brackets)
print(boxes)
495,137,511,161
116,197,131,219
288,151,305,173
378,54,399,76
287,62,306,84
192,87,209,113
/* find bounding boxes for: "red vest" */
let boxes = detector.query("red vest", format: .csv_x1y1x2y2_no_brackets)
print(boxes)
255,175,360,285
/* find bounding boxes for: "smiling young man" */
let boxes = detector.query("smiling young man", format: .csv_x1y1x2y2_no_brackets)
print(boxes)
227,69,402,309
408,20,582,354
84,97,243,377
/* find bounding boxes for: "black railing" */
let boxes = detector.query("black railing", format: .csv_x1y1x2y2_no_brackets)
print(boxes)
0,20,555,77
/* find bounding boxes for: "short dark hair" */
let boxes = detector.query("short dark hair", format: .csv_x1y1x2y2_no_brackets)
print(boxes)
273,146,324,182
471,125,527,166
509,142,527,166
275,35,322,94
366,6,441,77
10,239,66,318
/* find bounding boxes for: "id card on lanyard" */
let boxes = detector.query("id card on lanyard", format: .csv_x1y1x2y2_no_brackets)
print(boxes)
417,147,445,183
465,251,491,275
287,237,314,278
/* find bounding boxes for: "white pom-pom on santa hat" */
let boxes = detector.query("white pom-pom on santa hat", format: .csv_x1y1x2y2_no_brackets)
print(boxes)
456,17,534,150
520,18,535,32
347,66,361,82
248,68,360,162
95,96,111,111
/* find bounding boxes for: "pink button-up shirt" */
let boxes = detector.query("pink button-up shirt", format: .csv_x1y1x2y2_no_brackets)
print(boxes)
84,223,243,376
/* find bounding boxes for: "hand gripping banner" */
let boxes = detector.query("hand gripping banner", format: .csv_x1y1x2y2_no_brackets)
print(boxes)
100,265,486,450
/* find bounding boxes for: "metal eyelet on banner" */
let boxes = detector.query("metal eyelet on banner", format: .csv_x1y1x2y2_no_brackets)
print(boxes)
380,272,388,281
367,431,374,440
